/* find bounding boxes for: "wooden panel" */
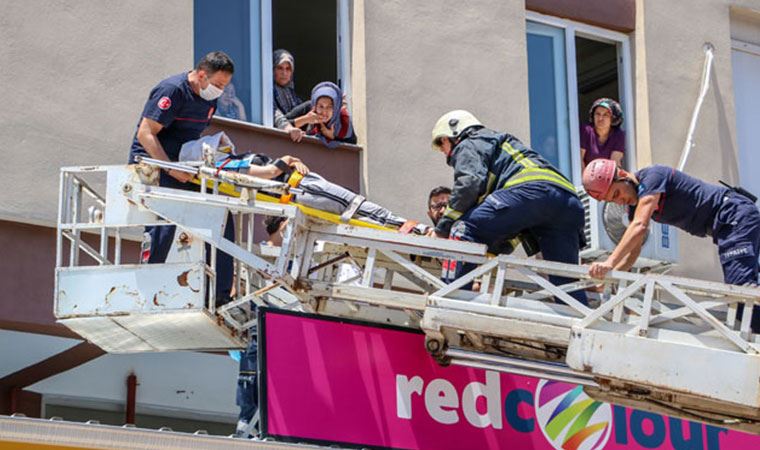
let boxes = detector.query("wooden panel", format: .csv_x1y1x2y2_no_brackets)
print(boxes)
206,117,362,192
527,0,635,32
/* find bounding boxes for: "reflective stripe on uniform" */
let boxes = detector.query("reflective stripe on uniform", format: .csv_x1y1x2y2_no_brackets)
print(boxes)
478,172,498,203
503,167,577,194
444,206,463,220
501,141,538,168
500,141,576,194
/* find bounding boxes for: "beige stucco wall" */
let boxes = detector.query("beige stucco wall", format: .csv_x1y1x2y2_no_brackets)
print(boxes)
361,0,531,222
361,0,760,281
0,0,193,225
635,0,760,281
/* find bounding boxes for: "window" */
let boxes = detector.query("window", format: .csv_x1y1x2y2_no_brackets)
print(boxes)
731,40,760,198
527,22,570,177
194,0,260,122
526,12,635,183
194,0,351,127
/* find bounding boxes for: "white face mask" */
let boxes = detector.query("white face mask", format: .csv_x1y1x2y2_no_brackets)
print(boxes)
200,79,224,101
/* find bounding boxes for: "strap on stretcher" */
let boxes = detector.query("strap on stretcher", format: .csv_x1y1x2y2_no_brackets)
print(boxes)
192,178,394,232
278,171,305,204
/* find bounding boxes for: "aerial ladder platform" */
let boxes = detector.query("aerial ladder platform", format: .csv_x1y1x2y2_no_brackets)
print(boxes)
54,161,760,435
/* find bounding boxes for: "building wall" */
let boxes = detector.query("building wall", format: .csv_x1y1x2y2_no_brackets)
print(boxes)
361,0,531,222
359,0,760,282
0,0,194,226
635,0,760,281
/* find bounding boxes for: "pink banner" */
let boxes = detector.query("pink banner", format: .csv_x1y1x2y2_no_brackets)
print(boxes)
262,310,760,450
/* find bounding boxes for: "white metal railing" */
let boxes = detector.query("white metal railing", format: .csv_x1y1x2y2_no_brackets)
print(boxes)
54,161,760,431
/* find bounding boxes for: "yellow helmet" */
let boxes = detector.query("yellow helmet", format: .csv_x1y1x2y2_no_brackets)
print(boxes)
431,110,482,151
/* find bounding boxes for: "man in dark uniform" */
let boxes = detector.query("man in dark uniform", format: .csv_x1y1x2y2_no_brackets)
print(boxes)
128,51,236,302
429,110,587,305
584,158,760,331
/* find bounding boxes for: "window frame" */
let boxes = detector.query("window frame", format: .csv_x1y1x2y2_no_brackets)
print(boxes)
527,11,636,183
260,0,352,127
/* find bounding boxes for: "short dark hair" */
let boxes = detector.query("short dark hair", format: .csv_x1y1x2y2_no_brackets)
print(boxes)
428,186,451,205
196,51,235,75
264,215,287,236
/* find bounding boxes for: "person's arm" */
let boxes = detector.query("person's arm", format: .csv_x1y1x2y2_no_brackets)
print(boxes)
609,129,626,167
580,148,587,173
334,107,355,142
273,108,291,130
294,110,320,129
610,150,624,167
616,243,642,271
589,193,660,279
247,155,309,179
233,98,247,122
319,122,336,140
579,124,591,173
434,141,489,237
285,123,305,143
136,117,192,182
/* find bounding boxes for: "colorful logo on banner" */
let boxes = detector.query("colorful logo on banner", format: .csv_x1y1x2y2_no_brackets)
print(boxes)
535,380,613,450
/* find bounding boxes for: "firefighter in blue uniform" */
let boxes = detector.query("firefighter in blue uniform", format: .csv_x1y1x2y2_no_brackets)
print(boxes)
583,158,760,331
127,51,260,438
128,51,235,302
429,110,587,305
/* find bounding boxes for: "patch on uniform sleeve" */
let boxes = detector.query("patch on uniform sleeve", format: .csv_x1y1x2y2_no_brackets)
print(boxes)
719,242,755,264
157,96,172,110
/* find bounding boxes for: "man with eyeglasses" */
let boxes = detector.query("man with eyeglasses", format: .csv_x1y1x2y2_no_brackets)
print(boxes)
427,186,451,226
429,110,587,305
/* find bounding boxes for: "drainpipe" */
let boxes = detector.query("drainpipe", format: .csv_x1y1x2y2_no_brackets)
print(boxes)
678,43,715,171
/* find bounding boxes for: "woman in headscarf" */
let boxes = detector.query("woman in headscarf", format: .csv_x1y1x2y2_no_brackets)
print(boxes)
579,97,626,171
272,49,312,142
306,81,356,148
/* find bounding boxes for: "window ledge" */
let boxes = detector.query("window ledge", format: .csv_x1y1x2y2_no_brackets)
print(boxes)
211,116,363,153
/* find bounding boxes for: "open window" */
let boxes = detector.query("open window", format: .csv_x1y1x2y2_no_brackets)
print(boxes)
575,37,619,128
194,0,351,126
526,13,635,183
266,0,351,125
271,0,337,102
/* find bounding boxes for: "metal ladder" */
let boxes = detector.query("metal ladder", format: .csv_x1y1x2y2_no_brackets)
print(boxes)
55,163,760,434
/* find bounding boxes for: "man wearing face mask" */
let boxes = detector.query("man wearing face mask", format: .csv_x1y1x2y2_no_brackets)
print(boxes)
128,51,236,302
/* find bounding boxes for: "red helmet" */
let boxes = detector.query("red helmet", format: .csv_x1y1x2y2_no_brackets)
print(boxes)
583,159,619,200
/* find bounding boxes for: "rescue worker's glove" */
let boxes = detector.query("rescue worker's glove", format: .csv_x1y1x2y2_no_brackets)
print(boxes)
399,220,431,236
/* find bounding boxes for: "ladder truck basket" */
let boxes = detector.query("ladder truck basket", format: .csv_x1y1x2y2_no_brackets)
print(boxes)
55,162,760,433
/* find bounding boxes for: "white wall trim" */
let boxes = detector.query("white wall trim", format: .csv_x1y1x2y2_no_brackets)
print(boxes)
526,10,630,42
732,38,760,57
260,0,273,127
338,0,352,108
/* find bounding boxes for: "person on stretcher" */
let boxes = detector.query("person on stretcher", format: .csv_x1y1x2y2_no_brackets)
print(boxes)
179,133,429,234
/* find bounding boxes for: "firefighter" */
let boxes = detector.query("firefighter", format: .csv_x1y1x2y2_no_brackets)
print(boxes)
583,159,760,330
429,110,587,304
128,51,236,304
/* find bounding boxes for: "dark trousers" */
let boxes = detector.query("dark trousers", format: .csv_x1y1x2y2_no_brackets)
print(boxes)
237,336,258,424
146,171,235,302
445,183,588,305
714,194,760,332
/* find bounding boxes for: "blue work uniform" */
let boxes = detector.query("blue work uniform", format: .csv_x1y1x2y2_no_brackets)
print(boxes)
129,72,234,302
237,333,258,434
632,165,760,330
440,127,587,305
